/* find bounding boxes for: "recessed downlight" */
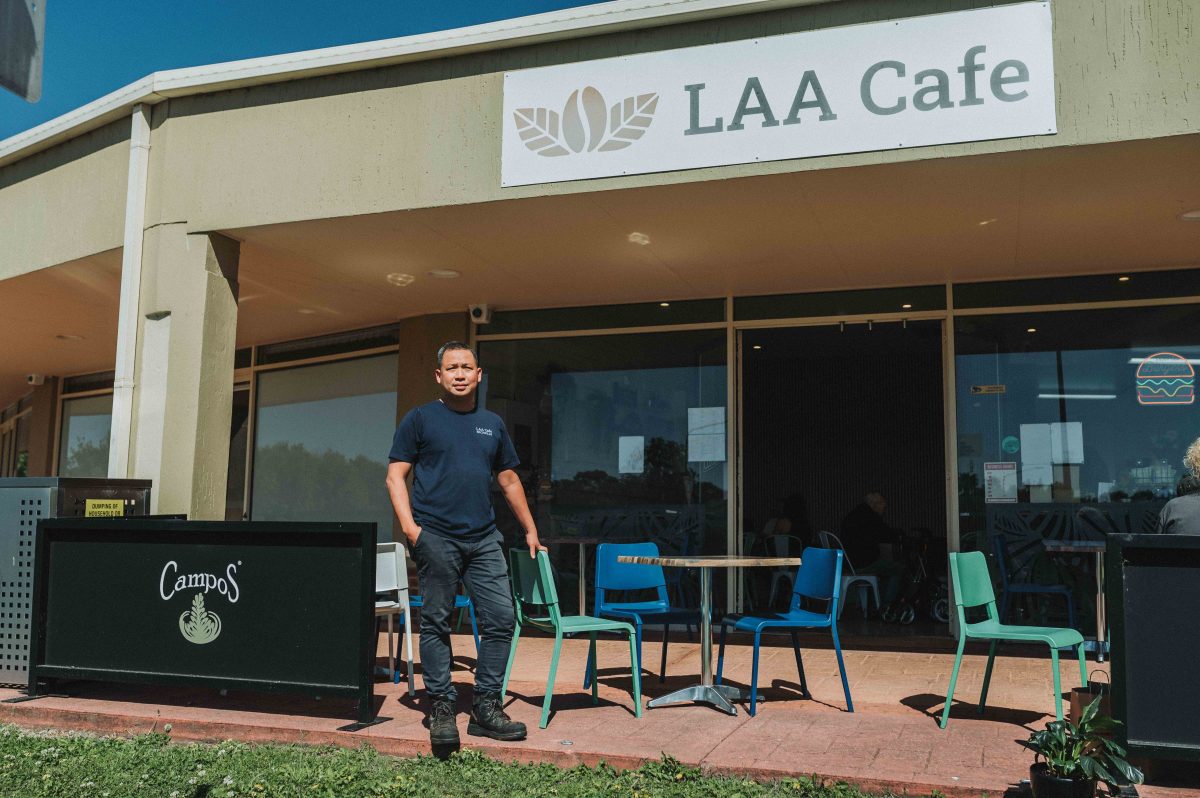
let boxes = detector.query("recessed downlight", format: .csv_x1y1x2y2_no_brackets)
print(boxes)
659,302,670,308
628,232,651,246
1026,327,1037,333
1180,210,1200,221
1118,275,1131,282
297,308,316,315
386,272,415,286
901,303,913,309
427,269,461,279
978,218,997,226
752,345,763,350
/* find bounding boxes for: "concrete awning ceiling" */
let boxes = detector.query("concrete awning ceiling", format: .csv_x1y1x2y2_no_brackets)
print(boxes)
3,133,1198,405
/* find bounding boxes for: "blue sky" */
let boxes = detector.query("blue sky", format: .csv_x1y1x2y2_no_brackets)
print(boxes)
0,1,603,140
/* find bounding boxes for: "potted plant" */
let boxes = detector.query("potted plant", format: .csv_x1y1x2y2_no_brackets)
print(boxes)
1020,696,1143,798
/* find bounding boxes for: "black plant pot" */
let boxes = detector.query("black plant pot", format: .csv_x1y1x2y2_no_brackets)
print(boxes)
1030,763,1097,798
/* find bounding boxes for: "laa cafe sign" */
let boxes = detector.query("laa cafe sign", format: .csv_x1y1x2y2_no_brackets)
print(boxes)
501,2,1055,187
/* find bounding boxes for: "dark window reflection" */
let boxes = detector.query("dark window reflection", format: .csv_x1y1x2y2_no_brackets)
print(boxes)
955,305,1200,630
480,331,728,611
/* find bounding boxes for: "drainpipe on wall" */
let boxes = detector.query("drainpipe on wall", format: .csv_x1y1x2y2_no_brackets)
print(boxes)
107,104,152,479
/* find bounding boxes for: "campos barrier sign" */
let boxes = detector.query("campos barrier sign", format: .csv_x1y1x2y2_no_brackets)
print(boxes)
27,519,380,727
501,2,1055,186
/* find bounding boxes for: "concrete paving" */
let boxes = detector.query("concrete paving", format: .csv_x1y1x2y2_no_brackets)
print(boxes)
0,631,1195,797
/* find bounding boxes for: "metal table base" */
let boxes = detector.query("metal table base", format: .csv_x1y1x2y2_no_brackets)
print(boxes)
643,566,754,715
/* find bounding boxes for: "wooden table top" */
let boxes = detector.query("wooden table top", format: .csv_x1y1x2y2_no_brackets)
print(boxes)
617,555,802,568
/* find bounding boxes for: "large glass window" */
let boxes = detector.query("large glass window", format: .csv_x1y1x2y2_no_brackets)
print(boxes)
250,354,397,537
57,394,113,477
479,330,728,612
955,305,1200,627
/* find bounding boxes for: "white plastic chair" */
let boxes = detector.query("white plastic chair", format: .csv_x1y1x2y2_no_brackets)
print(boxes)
765,533,805,607
818,531,881,619
375,542,415,696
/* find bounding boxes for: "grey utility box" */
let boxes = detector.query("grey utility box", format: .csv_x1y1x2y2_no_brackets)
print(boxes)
0,478,151,685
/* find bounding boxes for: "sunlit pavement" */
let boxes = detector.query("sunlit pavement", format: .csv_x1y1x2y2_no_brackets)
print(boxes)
0,631,1195,798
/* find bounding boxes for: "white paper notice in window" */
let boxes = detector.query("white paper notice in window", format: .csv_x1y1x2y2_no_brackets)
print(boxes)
687,407,726,462
618,435,645,474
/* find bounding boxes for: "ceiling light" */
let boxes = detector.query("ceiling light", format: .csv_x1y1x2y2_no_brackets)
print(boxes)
628,232,651,245
1026,327,1037,333
659,302,670,307
901,303,913,309
297,308,316,315
1038,393,1117,400
427,269,461,279
55,334,83,341
752,345,762,350
386,272,415,286
978,218,997,226
1180,210,1200,221
1118,275,1131,282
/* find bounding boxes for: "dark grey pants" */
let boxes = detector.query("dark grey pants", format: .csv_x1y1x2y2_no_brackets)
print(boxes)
409,529,514,700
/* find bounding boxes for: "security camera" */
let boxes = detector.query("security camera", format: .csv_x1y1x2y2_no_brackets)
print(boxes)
26,374,45,386
468,304,492,324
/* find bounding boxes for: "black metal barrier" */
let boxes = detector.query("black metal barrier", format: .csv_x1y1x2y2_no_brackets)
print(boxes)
25,519,380,729
1106,534,1200,762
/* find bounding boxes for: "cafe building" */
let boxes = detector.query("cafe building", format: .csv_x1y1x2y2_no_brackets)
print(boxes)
1,0,1197,625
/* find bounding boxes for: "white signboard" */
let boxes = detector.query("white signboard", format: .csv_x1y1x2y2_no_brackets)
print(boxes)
984,462,1018,503
502,2,1055,186
687,407,726,463
618,435,645,474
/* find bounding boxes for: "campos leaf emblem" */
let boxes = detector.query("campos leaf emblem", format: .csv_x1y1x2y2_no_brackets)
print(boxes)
513,107,570,157
514,87,658,158
179,592,222,645
599,93,659,152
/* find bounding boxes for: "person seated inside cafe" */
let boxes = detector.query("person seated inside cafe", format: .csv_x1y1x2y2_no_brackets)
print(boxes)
772,491,814,549
839,492,907,605
1158,438,1200,535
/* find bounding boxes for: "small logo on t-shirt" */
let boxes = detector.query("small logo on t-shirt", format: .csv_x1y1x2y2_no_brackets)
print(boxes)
476,427,494,437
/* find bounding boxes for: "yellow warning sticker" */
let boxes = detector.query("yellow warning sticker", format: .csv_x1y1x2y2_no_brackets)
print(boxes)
84,499,125,518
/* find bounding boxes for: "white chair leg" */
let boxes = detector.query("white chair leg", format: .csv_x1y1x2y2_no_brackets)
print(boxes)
870,581,881,613
403,605,416,696
859,583,870,618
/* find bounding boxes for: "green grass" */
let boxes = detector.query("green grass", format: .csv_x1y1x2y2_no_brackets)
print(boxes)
0,724,901,798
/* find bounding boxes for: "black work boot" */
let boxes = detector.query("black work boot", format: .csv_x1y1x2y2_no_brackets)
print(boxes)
428,694,460,746
467,691,527,741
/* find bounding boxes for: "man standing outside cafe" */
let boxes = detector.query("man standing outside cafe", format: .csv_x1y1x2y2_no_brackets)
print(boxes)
386,341,545,745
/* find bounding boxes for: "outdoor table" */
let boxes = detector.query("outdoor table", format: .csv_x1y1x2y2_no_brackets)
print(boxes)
617,554,802,715
1042,539,1108,661
540,536,604,615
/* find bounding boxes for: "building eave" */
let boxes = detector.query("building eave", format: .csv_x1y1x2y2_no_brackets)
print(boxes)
0,0,836,169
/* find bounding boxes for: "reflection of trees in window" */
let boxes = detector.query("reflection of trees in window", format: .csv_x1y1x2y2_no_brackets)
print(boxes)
552,436,725,505
63,438,108,477
251,442,391,529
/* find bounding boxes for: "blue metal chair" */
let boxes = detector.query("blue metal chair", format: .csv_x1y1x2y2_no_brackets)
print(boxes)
715,547,853,715
991,534,1076,630
582,541,701,689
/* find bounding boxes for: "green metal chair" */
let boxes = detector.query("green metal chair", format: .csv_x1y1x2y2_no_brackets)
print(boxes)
940,551,1086,729
502,549,643,729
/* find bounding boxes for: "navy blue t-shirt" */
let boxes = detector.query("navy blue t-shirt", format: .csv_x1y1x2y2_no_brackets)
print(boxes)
389,400,520,540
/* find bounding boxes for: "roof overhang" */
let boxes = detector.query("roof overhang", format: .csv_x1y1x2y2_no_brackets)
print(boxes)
0,0,838,169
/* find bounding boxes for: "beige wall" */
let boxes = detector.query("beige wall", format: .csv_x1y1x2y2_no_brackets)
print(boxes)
1,1,1196,278
395,313,471,418
136,0,1199,234
0,120,129,281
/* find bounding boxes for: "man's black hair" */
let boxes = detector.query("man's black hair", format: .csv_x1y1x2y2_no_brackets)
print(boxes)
436,341,479,369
